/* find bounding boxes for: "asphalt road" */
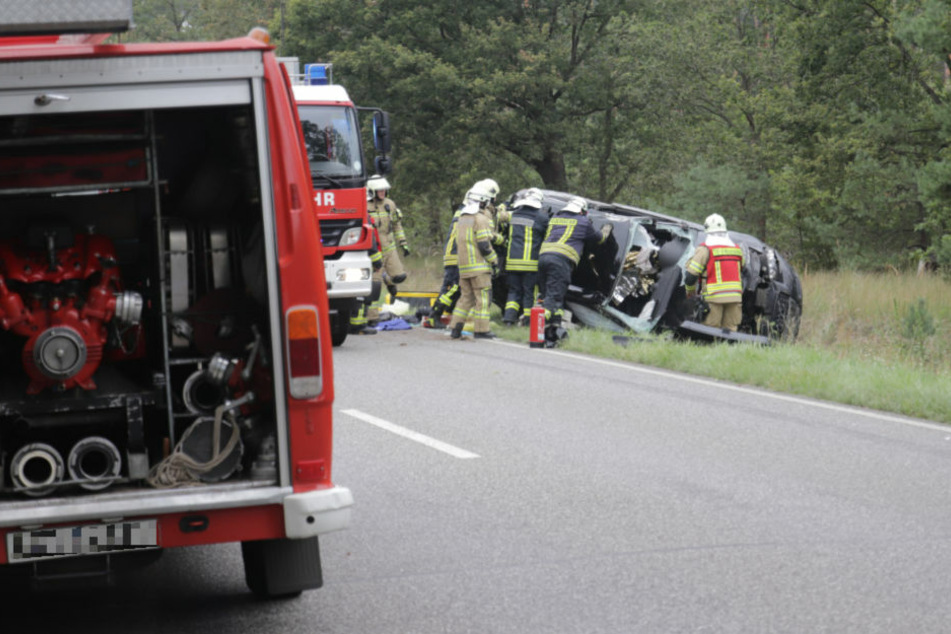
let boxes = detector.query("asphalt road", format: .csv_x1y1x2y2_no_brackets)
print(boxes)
12,326,951,633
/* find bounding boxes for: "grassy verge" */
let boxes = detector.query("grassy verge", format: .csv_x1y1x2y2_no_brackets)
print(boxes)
491,326,950,424
402,257,951,424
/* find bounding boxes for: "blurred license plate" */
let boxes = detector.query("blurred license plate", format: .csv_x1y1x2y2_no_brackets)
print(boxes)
7,519,158,563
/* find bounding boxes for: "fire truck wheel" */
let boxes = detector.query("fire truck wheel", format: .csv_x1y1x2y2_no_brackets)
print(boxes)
241,536,323,599
330,313,349,347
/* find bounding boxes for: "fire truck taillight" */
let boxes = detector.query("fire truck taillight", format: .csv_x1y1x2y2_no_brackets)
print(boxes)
285,306,322,399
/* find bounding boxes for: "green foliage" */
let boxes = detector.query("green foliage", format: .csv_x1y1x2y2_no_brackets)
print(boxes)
128,0,951,268
490,270,951,422
896,297,937,361
126,0,281,42
492,320,951,423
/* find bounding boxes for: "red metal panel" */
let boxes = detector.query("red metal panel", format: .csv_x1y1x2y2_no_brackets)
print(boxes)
0,147,146,191
157,505,285,548
0,36,270,62
262,53,336,492
0,505,287,564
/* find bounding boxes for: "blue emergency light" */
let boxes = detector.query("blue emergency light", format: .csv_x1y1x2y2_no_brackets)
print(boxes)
305,64,331,86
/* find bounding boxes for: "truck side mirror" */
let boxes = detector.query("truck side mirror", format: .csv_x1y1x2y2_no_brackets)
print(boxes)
374,156,392,175
372,111,391,154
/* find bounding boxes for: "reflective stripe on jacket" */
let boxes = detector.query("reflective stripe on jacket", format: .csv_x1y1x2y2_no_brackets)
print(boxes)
456,212,498,277
442,208,462,267
686,237,744,301
539,212,602,265
368,197,406,253
505,206,544,272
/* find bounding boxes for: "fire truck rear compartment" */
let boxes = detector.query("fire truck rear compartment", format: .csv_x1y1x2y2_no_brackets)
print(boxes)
0,104,282,499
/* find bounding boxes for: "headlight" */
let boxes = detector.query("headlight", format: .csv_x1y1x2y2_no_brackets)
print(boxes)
336,268,371,282
339,227,363,247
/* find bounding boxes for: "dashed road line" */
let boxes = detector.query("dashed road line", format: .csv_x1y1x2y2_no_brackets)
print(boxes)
341,409,481,459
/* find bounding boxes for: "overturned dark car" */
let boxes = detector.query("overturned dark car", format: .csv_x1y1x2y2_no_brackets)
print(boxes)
494,190,803,343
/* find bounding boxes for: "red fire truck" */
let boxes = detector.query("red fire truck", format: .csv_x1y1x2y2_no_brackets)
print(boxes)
285,59,392,345
0,2,351,597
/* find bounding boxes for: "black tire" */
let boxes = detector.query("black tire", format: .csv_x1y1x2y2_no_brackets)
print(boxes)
764,291,802,342
241,536,323,599
330,313,349,347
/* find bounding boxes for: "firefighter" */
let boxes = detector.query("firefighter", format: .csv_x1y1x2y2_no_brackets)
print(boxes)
448,187,500,340
427,179,498,328
502,187,546,326
536,196,611,341
684,213,745,331
366,175,410,322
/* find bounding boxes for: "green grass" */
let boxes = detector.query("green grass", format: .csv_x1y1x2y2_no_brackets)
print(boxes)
489,325,951,424
401,257,951,424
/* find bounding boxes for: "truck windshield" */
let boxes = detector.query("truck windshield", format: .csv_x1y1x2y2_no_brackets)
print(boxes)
298,105,364,185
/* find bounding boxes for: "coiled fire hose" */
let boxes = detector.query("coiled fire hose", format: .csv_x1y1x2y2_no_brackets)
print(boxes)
147,391,254,488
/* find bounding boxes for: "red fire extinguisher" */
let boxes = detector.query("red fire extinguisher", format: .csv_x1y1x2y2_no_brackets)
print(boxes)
529,305,546,348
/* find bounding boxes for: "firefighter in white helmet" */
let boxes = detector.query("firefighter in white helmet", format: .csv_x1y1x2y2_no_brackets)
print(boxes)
364,174,410,325
536,196,611,343
447,185,500,340
427,179,500,328
684,213,745,331
502,187,546,325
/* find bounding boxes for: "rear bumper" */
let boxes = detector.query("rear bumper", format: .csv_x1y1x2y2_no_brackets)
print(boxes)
283,485,353,539
324,250,372,299
0,483,354,563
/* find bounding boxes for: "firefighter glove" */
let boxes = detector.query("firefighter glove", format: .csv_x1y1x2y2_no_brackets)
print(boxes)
401,244,411,257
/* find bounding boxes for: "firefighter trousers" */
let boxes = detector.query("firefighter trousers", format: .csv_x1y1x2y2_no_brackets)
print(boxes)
450,273,492,334
433,265,460,317
703,300,742,331
537,253,573,324
504,270,537,323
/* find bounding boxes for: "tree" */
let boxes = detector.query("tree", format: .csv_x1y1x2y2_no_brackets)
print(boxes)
124,0,200,41
765,0,950,269
279,0,660,248
126,0,280,42
147,0,951,268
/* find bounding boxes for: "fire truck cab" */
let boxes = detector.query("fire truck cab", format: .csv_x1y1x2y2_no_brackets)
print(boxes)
285,60,392,346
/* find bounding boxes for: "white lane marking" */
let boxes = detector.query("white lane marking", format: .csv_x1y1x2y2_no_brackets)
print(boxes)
490,340,949,433
341,409,480,459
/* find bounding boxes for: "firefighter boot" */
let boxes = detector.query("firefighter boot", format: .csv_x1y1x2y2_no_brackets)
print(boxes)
425,305,446,329
450,322,464,340
544,316,567,348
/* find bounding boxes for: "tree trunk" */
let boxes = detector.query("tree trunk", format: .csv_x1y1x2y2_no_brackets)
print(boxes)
532,148,568,191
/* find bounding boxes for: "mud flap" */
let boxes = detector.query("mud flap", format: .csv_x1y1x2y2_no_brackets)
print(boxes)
241,536,323,599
